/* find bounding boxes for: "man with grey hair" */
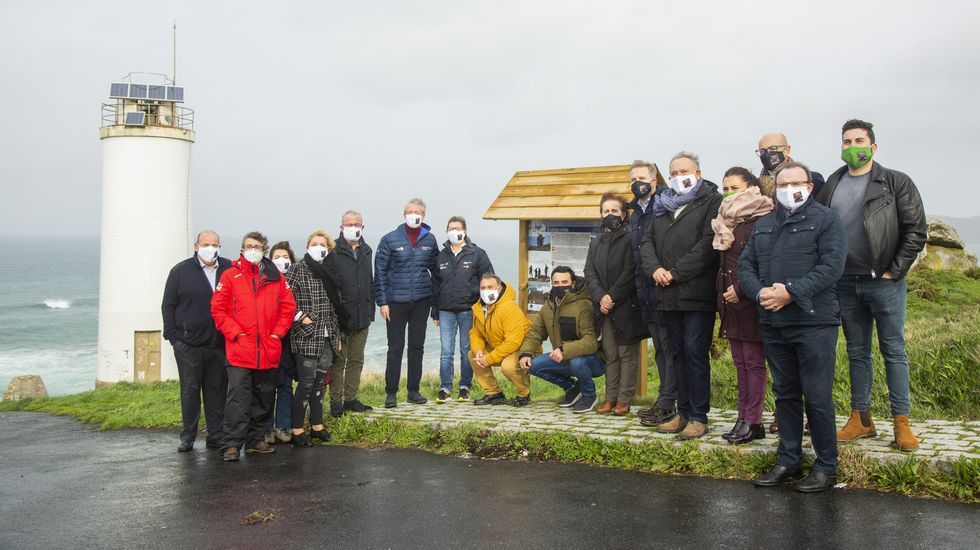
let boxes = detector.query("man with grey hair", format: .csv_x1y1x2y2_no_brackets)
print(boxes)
327,210,375,416
756,132,825,198
162,229,232,452
375,198,439,408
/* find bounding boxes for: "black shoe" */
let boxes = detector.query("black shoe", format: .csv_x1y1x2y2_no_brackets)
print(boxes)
474,393,507,406
344,399,373,412
753,464,804,487
330,401,347,418
795,471,837,493
205,441,222,449
558,384,581,408
457,388,470,401
730,423,766,445
513,394,531,407
311,428,331,443
291,432,313,447
177,441,194,453
385,393,397,408
722,419,746,441
639,407,677,427
572,393,597,414
436,389,451,403
407,391,428,404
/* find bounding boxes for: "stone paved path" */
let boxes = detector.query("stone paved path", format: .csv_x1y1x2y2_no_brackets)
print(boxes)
368,399,980,464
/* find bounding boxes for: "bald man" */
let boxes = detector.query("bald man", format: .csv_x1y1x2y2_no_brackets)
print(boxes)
756,133,825,198
162,230,233,452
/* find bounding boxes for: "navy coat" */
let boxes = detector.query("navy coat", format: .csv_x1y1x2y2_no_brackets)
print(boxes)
374,223,439,305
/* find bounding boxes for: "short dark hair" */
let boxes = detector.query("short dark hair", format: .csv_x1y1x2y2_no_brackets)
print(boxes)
447,216,467,230
241,231,268,250
842,119,875,144
551,266,575,281
480,273,503,287
599,192,629,214
722,167,761,188
774,161,812,184
269,241,295,263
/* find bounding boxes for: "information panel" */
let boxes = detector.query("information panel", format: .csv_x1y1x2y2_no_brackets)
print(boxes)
525,220,602,312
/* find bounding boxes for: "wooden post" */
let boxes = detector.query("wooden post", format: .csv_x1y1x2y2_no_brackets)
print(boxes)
518,220,529,312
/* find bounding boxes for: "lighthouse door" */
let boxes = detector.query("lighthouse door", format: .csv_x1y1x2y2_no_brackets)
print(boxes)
134,331,162,383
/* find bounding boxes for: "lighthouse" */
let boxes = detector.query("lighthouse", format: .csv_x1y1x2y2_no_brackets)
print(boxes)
97,73,195,386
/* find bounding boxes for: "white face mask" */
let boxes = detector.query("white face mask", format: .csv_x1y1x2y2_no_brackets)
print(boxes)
480,288,499,304
242,249,264,264
776,185,810,211
307,245,328,261
669,174,699,195
272,257,290,273
342,226,362,242
405,214,422,229
447,230,465,244
197,245,219,263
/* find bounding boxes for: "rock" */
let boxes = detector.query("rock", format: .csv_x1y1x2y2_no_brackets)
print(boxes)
3,375,49,401
915,244,978,271
927,216,965,249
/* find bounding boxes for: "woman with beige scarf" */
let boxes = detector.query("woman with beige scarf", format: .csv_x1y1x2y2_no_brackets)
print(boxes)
711,167,773,444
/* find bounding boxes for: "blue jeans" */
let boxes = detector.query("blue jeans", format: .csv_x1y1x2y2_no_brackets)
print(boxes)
439,310,473,391
836,276,911,416
663,310,715,424
265,367,293,433
528,353,605,396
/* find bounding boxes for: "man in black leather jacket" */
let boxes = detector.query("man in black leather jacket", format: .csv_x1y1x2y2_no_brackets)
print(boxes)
815,119,927,452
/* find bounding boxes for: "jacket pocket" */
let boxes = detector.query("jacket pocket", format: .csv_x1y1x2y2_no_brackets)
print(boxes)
559,316,579,342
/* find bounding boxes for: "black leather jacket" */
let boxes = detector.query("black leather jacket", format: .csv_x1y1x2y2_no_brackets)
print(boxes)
816,162,927,280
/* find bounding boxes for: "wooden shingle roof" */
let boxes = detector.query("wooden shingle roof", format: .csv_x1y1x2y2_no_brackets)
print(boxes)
483,164,665,220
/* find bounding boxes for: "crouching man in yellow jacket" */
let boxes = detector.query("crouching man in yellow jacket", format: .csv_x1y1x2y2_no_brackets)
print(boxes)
469,273,531,406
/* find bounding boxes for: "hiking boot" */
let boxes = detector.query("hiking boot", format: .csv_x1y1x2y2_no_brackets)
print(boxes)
656,415,688,433
558,384,581,408
595,400,615,414
311,428,332,443
344,399,373,412
640,407,677,427
678,420,708,440
436,389,451,403
291,432,313,447
893,415,919,451
222,448,240,462
474,392,507,406
273,428,292,444
837,410,877,441
572,394,597,414
513,394,532,407
385,393,398,408
245,441,276,454
457,387,471,401
330,401,347,418
613,402,631,416
407,391,428,405
263,432,276,445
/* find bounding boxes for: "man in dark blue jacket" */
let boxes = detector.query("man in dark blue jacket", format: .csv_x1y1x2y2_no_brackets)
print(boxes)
161,230,232,452
739,161,847,493
375,198,439,408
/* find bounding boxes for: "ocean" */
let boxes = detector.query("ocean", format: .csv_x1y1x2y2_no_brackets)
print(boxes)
0,237,519,396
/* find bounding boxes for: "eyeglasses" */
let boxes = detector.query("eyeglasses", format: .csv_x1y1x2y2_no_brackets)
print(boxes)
775,181,811,188
243,244,265,251
755,145,787,157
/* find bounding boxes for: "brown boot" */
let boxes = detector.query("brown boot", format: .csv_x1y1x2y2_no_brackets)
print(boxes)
893,415,919,451
678,420,708,440
595,400,615,414
656,415,688,434
837,410,877,441
613,402,631,416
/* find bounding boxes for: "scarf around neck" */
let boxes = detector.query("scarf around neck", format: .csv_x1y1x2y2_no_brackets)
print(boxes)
711,187,773,251
653,180,703,217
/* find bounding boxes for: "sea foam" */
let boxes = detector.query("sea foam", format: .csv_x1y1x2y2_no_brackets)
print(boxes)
43,299,72,309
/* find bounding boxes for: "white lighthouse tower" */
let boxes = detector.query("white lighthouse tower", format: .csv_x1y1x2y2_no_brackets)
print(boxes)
97,73,195,386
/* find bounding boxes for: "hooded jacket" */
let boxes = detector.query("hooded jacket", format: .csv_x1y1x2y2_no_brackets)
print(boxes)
374,223,439,305
469,280,530,366
584,223,648,345
432,237,495,314
211,256,297,370
518,276,600,360
328,235,375,332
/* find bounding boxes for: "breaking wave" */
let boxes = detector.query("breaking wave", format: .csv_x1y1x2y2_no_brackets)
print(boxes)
43,299,72,309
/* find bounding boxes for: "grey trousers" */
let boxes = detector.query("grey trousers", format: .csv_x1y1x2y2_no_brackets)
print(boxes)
648,322,677,410
602,317,640,404
330,327,369,404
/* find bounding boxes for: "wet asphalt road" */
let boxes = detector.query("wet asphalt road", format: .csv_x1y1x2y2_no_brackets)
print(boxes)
0,413,976,549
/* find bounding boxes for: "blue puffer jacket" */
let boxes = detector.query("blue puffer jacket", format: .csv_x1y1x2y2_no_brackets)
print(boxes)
738,197,847,327
374,223,439,305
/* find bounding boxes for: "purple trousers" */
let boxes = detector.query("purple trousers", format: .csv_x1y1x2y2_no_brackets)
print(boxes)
729,338,767,424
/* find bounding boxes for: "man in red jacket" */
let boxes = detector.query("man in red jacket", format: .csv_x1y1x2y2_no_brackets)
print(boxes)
211,231,296,462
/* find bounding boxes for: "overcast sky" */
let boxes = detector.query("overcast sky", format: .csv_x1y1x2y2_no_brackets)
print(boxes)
2,0,978,248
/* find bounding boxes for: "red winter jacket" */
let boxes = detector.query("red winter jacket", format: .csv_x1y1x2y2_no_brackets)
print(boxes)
211,256,297,370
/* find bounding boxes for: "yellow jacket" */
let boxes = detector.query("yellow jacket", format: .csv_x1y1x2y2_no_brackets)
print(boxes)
470,280,530,366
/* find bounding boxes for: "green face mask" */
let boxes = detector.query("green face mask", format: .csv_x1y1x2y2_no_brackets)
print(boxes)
841,146,874,169
723,191,736,198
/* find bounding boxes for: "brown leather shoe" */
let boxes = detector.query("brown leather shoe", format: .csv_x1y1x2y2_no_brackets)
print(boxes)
837,410,877,441
893,415,919,451
613,402,631,416
769,412,779,434
678,420,708,440
595,400,615,414
222,448,240,462
656,415,688,434
245,441,276,454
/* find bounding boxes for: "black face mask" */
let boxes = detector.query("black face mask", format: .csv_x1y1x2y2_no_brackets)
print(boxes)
760,150,786,173
602,214,624,231
630,179,652,199
550,286,571,303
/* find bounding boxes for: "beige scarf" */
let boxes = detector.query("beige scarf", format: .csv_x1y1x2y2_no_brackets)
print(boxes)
712,187,774,251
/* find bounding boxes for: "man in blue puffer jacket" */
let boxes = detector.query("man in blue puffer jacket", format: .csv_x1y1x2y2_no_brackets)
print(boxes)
375,198,439,408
